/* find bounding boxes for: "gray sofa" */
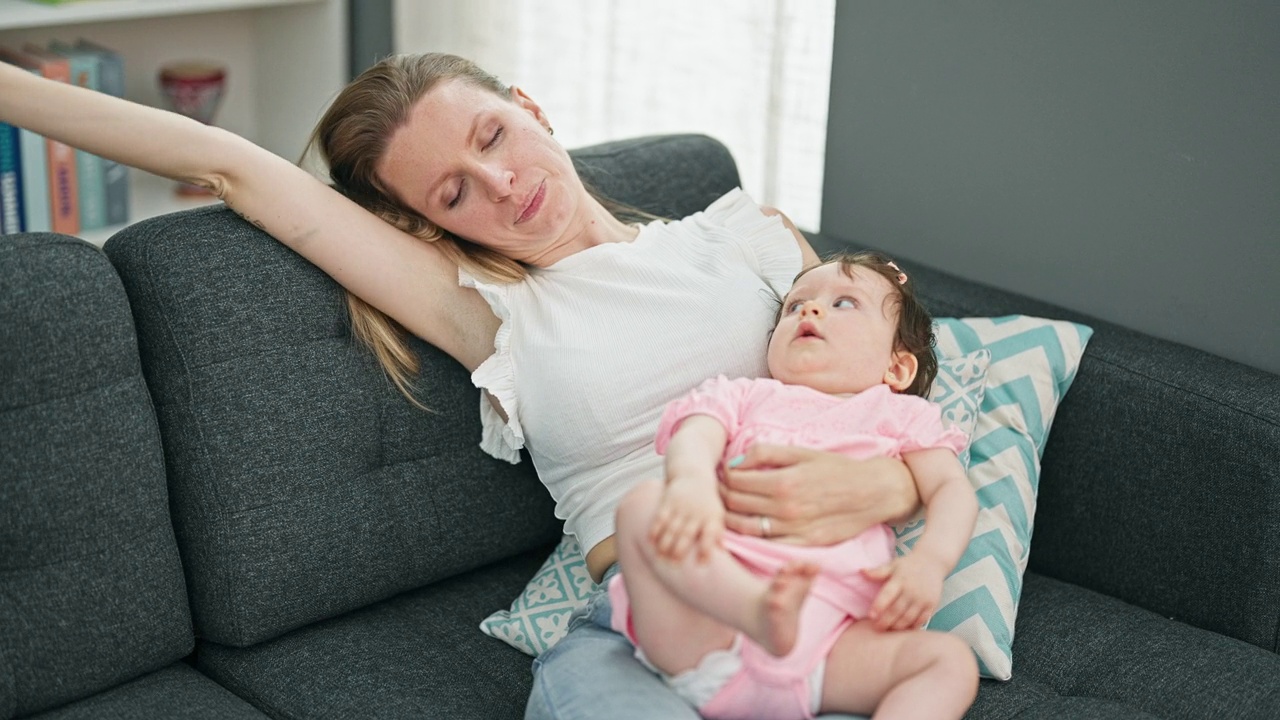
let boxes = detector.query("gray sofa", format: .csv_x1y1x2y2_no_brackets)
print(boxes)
2,134,1277,719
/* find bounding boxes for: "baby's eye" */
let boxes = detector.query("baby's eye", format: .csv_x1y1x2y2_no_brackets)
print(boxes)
785,300,806,314
833,297,858,309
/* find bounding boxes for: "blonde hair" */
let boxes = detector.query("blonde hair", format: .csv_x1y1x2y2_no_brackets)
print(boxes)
306,53,656,406
305,54,535,407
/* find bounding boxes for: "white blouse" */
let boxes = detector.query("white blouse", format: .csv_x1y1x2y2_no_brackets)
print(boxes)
460,188,803,556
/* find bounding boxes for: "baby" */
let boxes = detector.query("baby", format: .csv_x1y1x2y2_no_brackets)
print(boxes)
610,252,980,719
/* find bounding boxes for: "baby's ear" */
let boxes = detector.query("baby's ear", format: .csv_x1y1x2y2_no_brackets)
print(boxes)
883,350,919,392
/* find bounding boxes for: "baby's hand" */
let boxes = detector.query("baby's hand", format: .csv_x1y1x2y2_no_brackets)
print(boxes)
650,475,724,562
862,552,949,631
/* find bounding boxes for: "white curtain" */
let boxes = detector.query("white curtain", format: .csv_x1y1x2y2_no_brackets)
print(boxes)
393,0,835,231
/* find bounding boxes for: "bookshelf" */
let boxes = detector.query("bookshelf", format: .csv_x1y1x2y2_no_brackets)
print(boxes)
0,0,347,245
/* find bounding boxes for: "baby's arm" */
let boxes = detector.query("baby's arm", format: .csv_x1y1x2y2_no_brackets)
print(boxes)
865,448,977,631
652,415,730,562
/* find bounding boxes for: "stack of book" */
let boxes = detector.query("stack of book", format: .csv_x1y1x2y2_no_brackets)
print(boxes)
0,40,129,235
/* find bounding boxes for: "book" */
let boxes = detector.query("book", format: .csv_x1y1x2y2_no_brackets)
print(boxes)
15,90,52,232
0,46,79,235
73,39,128,226
49,41,108,230
0,57,52,233
0,121,22,233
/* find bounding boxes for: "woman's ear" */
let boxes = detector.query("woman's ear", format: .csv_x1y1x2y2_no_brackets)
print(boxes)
883,350,919,392
509,85,551,131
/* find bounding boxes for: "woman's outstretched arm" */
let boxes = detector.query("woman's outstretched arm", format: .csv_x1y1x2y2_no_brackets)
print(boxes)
0,62,498,370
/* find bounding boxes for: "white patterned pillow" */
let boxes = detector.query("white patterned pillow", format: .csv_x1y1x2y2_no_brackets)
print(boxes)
479,352,992,657
895,315,1092,680
929,349,991,467
479,535,595,656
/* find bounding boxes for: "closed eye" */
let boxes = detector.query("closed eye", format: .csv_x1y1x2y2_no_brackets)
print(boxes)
447,181,465,209
445,127,505,210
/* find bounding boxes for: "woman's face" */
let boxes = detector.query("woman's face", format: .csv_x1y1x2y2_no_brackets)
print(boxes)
377,79,588,266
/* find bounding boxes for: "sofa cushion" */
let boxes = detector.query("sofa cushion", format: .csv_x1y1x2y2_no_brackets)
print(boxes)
0,235,194,718
28,664,266,720
194,548,549,720
102,207,560,648
1003,572,1280,719
971,674,1160,719
570,133,742,220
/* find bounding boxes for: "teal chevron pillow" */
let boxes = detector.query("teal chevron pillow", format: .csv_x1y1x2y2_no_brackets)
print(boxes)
895,315,1092,680
479,350,993,657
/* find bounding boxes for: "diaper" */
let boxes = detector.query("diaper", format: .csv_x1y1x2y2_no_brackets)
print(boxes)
636,633,829,720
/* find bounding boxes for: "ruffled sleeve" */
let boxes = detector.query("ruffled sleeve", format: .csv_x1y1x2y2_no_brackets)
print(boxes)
893,394,970,456
653,375,755,455
458,268,524,464
700,188,804,297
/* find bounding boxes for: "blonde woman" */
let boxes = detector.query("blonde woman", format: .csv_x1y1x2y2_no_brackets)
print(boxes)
0,54,920,720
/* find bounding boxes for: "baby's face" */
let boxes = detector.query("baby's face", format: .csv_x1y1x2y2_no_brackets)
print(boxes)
768,263,905,395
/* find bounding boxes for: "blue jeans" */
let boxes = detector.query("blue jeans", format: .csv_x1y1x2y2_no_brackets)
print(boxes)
524,564,867,720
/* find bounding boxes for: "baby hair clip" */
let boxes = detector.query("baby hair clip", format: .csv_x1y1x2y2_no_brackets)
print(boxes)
886,261,908,285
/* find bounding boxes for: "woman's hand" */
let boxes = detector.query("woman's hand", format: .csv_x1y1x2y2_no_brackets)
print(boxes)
650,474,724,562
719,444,919,546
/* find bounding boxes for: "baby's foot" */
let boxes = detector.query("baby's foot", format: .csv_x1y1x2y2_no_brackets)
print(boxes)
753,561,818,656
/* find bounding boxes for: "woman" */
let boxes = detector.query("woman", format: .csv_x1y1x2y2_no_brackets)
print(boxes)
0,53,919,719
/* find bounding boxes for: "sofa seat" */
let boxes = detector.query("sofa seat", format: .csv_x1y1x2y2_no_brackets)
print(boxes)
977,573,1280,719
29,664,266,719
193,548,551,719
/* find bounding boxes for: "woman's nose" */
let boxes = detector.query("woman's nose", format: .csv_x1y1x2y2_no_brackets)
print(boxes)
478,163,515,200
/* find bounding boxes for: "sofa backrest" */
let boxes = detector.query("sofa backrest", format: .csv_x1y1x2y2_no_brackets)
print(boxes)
908,261,1280,655
0,235,194,718
101,134,741,648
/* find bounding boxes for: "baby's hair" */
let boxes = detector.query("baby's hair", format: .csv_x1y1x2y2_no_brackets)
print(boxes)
786,251,938,398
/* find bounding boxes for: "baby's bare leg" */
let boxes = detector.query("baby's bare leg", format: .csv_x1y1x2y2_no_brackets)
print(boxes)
819,621,978,719
615,480,815,672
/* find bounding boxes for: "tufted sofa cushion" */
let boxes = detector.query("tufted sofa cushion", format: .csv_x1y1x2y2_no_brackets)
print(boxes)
103,209,559,647
0,235,193,716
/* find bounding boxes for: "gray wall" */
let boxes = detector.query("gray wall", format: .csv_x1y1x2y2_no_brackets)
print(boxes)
349,0,393,79
821,1,1279,375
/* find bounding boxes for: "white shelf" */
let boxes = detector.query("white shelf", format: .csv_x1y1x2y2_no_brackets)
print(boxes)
0,0,346,240
0,0,319,31
82,170,220,247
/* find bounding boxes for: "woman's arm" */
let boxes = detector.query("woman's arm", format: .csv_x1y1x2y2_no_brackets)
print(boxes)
0,62,497,371
719,444,919,545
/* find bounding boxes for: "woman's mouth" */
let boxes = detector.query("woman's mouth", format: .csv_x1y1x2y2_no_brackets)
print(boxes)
517,181,546,224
